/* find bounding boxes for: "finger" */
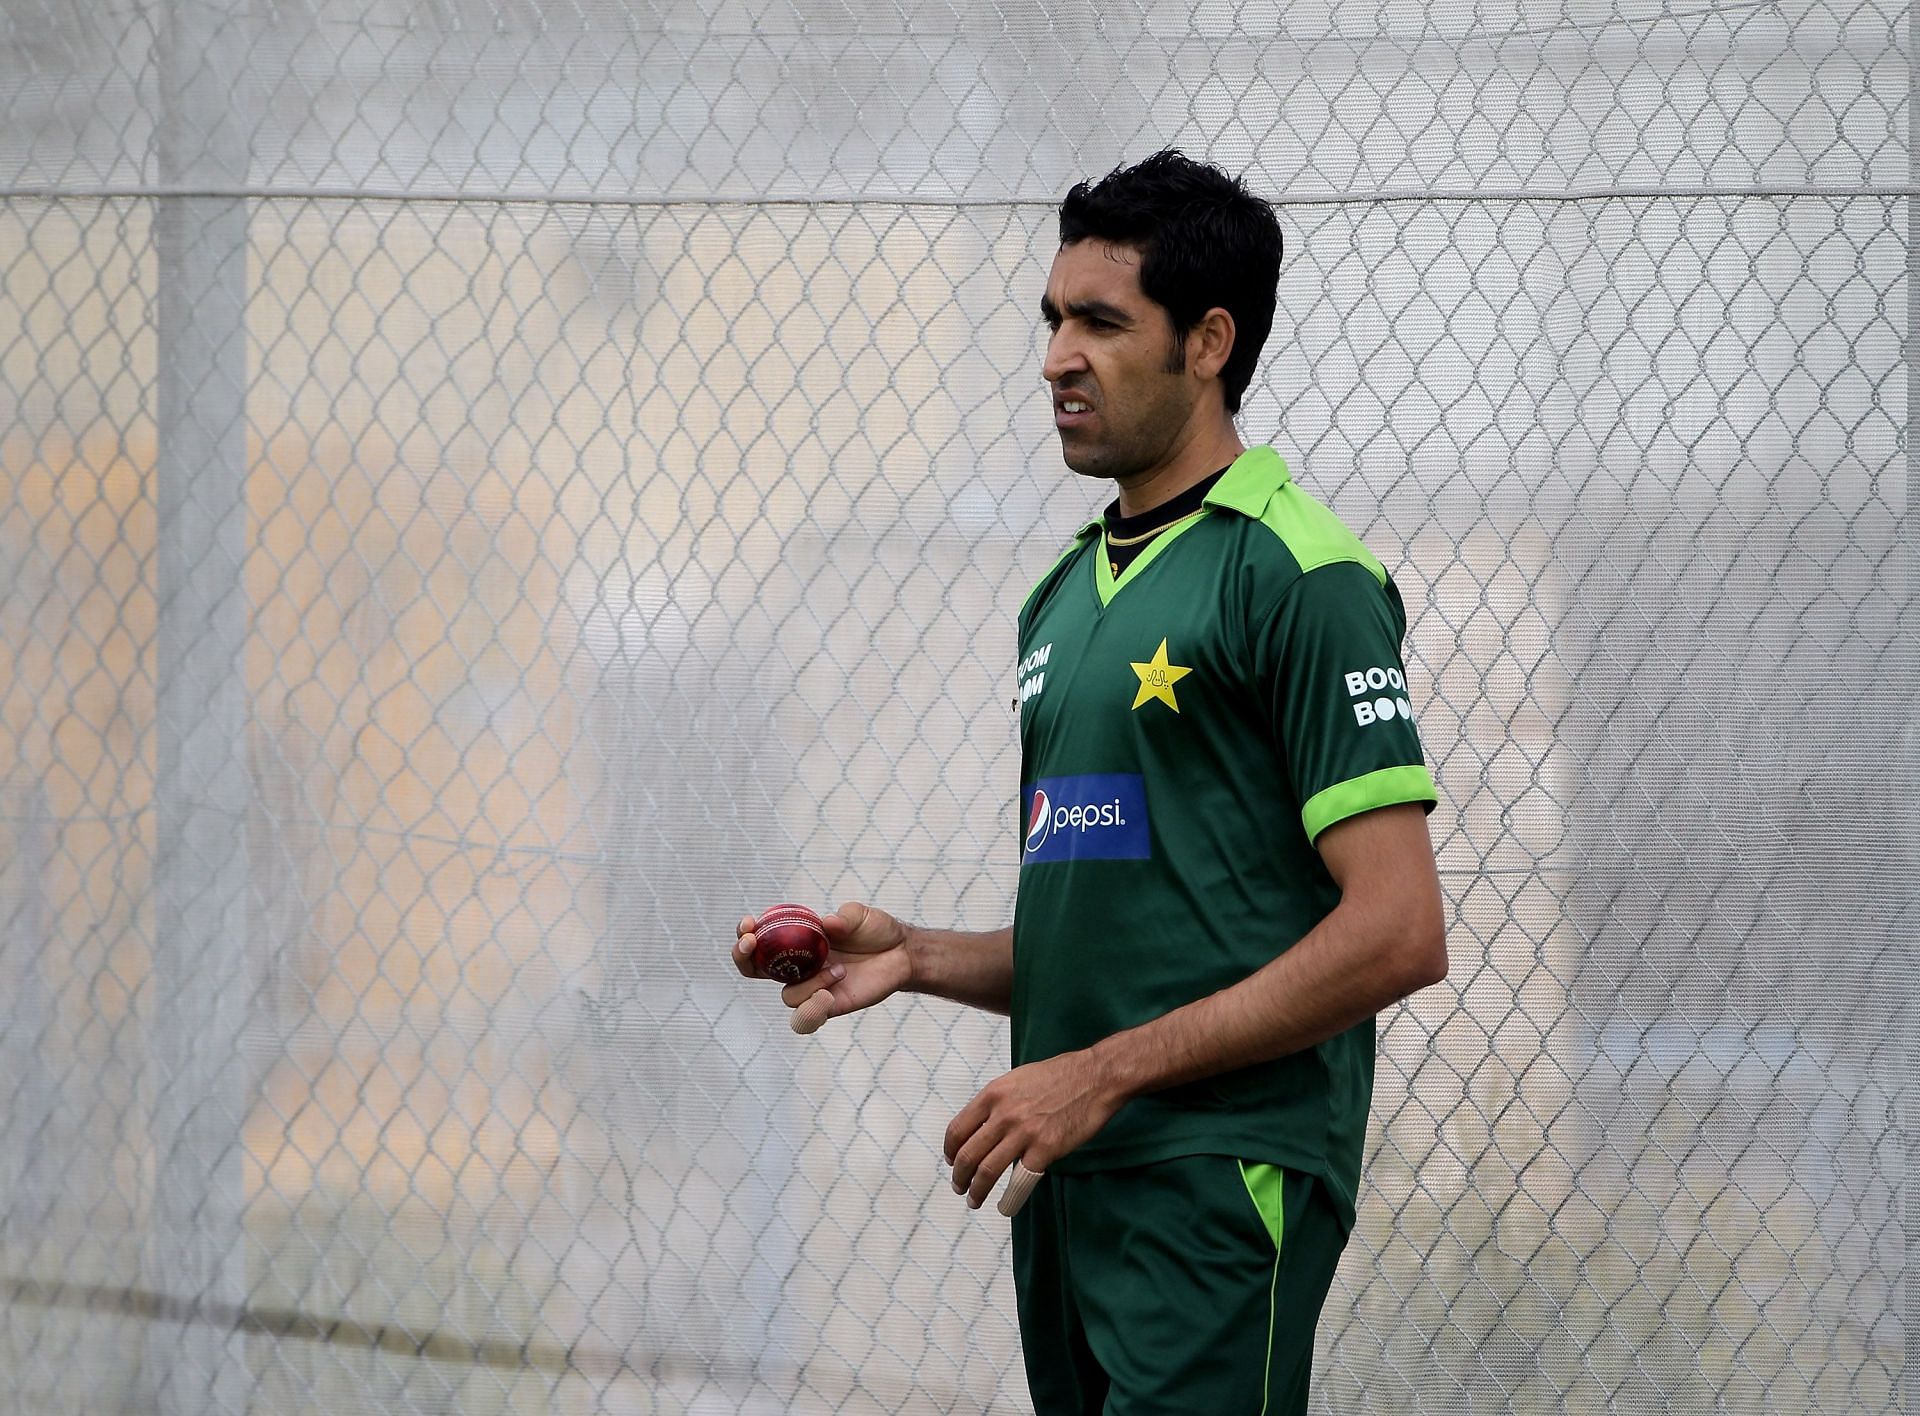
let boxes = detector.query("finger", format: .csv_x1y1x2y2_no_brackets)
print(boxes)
964,1134,1026,1210
732,930,759,978
948,1113,1005,1198
944,1090,993,1166
780,963,842,1008
791,989,835,1035
821,900,864,944
738,912,757,939
997,1160,1045,1217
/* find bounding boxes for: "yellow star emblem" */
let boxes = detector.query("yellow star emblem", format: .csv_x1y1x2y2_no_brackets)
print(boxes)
1129,638,1192,712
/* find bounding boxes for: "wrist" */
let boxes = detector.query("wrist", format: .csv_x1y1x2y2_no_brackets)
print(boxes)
1086,1032,1149,1106
899,922,927,995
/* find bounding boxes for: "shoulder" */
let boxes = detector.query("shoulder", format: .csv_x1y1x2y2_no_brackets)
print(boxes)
1204,447,1388,597
1252,482,1386,588
1017,525,1098,627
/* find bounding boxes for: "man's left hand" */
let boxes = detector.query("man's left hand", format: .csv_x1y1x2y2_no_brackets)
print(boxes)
944,1050,1125,1209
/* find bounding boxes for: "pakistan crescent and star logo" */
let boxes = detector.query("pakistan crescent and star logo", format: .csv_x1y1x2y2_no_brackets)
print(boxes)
1129,638,1191,712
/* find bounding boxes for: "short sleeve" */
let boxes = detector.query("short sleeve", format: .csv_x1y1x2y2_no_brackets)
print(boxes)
1259,560,1439,843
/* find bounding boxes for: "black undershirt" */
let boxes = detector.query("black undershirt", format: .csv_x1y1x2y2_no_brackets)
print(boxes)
1103,466,1230,578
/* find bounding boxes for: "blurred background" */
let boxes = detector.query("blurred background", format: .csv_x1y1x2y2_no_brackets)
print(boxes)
0,0,1912,1411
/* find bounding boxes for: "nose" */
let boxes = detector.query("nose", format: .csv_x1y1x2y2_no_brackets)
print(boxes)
1042,326,1085,386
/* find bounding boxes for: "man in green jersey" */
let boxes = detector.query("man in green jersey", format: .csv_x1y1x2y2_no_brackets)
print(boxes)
734,150,1448,1414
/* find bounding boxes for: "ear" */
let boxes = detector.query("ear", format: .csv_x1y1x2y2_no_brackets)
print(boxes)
1188,307,1237,384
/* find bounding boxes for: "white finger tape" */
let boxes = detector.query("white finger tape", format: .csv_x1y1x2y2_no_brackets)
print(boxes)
791,990,834,1035
997,1160,1044,1217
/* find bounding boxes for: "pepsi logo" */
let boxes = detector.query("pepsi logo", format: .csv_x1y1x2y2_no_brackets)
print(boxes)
1025,788,1053,854
1017,773,1150,866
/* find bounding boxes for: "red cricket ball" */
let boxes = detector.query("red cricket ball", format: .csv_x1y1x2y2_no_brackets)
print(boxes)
752,903,829,984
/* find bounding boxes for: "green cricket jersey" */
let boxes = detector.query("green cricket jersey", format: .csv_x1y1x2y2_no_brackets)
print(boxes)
1011,446,1437,1223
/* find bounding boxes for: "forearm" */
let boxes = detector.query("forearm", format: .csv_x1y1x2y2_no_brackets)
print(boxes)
1092,898,1445,1101
906,925,1015,1015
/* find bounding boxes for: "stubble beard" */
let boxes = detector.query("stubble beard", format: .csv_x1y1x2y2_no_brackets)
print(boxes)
1060,436,1145,481
1057,390,1188,485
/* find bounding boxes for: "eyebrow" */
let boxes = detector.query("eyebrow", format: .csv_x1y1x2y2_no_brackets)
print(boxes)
1039,295,1134,327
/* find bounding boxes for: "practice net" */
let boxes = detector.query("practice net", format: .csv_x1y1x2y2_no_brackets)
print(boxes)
0,1,1913,1411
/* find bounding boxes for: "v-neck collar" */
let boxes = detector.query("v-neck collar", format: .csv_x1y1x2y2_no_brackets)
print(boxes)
1072,447,1294,608
1092,509,1207,605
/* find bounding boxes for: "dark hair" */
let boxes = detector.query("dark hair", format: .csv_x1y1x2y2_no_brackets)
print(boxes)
1057,149,1281,414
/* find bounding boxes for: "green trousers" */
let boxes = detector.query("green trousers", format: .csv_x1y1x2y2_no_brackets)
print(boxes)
1012,1155,1348,1416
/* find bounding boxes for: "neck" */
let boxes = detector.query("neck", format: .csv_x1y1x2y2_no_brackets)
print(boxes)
1111,416,1245,519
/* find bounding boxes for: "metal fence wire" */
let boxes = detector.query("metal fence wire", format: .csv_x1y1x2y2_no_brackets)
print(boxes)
0,0,1913,1412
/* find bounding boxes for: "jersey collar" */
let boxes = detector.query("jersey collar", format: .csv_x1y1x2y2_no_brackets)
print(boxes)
1072,446,1291,539
1203,445,1292,517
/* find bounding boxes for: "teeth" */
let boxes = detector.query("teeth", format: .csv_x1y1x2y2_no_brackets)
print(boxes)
1062,401,1089,413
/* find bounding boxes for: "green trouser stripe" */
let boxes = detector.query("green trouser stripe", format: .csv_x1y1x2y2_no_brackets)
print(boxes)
1238,1161,1287,1416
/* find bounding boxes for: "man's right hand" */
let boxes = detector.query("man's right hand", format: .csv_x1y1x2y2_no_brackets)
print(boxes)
733,900,915,1034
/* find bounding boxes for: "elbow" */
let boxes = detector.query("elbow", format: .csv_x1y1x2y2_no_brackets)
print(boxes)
1407,924,1449,992
1392,901,1449,996
1335,870,1450,1001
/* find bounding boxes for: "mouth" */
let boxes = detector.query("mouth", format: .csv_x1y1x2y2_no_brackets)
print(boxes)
1053,394,1095,430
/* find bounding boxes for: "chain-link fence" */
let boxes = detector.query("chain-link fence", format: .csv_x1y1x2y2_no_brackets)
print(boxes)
1,1,1913,1411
